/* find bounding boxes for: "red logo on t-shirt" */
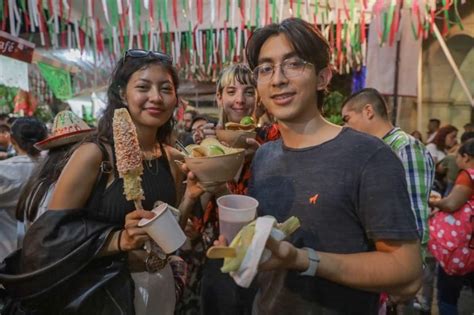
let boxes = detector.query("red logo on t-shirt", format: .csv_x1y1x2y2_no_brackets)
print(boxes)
309,194,319,205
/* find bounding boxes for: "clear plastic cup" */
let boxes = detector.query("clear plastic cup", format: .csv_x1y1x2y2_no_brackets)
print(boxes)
217,195,258,242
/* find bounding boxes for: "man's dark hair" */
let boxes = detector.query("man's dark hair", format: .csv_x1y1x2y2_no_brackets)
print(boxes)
190,115,208,129
429,119,440,127
10,117,47,157
460,131,474,144
341,88,389,120
0,113,9,122
245,18,330,111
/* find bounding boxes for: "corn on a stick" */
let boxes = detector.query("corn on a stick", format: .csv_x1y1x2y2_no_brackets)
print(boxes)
113,108,144,209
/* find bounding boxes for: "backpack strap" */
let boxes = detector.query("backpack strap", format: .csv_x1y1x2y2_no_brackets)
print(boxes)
86,141,113,210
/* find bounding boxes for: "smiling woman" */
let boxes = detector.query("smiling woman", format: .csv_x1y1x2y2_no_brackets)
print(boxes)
216,63,257,126
122,64,177,131
0,51,206,315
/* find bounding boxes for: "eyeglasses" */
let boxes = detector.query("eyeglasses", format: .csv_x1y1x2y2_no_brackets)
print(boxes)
123,49,173,64
253,57,313,83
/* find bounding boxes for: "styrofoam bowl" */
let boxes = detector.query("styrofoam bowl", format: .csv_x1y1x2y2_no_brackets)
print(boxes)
184,149,245,183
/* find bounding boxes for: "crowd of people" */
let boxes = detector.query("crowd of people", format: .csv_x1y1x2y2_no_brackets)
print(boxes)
0,17,472,315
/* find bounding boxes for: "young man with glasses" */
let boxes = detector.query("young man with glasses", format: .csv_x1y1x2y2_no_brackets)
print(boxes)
244,18,422,314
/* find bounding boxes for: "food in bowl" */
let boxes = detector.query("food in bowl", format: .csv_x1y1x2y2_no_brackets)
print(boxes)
224,116,257,132
184,138,245,183
217,116,257,148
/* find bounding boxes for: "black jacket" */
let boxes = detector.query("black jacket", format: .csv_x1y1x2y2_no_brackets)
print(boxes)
0,209,135,315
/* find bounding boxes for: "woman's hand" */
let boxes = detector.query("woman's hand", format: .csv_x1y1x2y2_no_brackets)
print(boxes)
183,170,206,200
120,210,155,251
179,160,228,199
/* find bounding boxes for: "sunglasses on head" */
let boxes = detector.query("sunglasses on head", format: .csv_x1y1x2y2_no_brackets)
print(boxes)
123,49,173,64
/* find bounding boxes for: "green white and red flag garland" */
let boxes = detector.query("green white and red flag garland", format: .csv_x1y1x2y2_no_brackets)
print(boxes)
0,0,464,78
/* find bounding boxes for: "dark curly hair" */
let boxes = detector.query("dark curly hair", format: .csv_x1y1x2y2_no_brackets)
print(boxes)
98,52,179,145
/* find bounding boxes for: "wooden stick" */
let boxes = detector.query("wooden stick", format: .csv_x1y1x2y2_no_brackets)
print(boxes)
206,246,236,259
134,199,143,210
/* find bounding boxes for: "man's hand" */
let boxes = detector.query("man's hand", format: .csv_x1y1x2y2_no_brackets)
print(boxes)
258,237,309,272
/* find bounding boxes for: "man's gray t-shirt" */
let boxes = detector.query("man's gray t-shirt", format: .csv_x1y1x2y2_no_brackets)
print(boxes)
248,128,418,314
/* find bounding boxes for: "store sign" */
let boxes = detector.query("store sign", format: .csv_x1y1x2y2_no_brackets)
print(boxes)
0,31,35,63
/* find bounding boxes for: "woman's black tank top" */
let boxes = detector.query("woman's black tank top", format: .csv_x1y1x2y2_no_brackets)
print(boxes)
91,143,177,225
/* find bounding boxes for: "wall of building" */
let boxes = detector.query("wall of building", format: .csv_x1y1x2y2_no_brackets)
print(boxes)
397,4,473,138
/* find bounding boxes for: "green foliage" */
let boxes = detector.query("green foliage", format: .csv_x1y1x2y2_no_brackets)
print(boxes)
0,85,18,114
323,91,345,126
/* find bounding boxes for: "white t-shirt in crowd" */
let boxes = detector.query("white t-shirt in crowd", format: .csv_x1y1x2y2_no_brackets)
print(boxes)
426,143,446,164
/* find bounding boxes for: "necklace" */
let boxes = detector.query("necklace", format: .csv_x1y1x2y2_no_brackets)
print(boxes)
141,144,160,176
143,157,160,175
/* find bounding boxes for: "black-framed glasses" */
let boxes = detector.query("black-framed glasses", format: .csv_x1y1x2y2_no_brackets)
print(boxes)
123,49,173,64
253,57,313,83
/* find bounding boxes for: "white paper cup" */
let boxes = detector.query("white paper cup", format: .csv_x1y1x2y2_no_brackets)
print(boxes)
138,203,186,254
217,195,258,242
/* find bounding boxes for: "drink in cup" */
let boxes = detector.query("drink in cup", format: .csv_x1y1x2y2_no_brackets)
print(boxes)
217,195,258,242
138,203,186,254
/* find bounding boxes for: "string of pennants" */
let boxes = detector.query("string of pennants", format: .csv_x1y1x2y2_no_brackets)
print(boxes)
0,0,464,79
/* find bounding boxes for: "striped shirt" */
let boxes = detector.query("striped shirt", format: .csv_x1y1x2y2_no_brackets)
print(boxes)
383,127,435,258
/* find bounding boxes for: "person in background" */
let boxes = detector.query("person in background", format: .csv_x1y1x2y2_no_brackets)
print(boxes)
428,138,474,315
463,122,474,133
426,118,441,144
426,125,458,164
190,116,209,145
180,109,199,146
241,17,421,314
439,131,474,196
411,130,423,143
427,125,458,197
341,88,434,259
0,117,47,261
183,110,198,133
0,124,16,160
15,110,95,228
341,88,434,314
